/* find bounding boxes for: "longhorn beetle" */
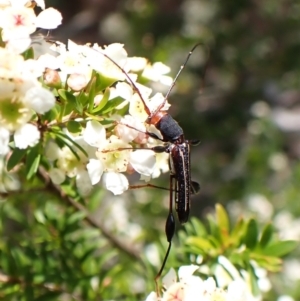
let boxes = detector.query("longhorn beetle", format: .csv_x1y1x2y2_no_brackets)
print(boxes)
98,43,202,288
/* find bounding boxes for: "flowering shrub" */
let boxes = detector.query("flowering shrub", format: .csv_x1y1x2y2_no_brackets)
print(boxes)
0,1,297,301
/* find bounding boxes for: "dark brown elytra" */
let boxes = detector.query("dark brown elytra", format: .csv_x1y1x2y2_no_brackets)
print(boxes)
98,43,203,291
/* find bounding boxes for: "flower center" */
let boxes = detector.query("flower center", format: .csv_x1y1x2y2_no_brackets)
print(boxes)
0,96,32,131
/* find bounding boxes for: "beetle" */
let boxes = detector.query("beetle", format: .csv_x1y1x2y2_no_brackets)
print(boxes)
97,43,202,287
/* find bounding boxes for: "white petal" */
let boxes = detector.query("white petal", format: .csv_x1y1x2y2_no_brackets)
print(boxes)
162,268,177,289
115,114,145,143
0,127,10,155
9,0,28,7
103,172,129,195
129,150,156,176
203,277,217,294
144,291,158,301
115,82,133,99
2,28,31,54
178,265,199,282
49,168,65,184
76,170,93,196
87,159,103,185
37,53,60,70
14,123,40,149
218,255,241,280
24,86,56,114
83,120,106,147
35,8,62,29
44,140,60,161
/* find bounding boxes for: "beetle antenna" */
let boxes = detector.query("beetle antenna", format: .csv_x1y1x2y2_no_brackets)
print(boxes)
152,42,209,116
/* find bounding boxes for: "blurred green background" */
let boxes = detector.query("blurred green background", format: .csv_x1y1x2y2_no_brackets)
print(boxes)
2,0,300,300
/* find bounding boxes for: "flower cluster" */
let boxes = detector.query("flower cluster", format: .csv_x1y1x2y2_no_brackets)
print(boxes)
146,265,261,301
0,1,61,155
0,1,172,196
43,41,172,195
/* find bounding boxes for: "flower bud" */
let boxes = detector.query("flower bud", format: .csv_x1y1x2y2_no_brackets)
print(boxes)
67,73,88,91
43,68,61,88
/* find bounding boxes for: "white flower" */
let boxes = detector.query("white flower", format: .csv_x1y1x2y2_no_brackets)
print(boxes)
103,172,129,195
14,123,40,148
129,92,149,122
2,27,31,53
115,114,146,143
83,120,106,148
48,167,65,185
37,53,60,70
35,7,62,29
67,73,89,91
129,150,156,177
142,62,172,86
126,56,148,72
87,158,104,185
76,169,93,196
84,43,128,80
23,86,56,114
97,135,132,172
0,6,36,34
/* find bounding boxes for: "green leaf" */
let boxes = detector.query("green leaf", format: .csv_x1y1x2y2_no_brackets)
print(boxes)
188,217,207,237
67,120,82,133
92,89,110,113
100,97,125,114
251,253,282,272
230,217,245,244
58,89,83,114
207,214,221,243
248,263,260,296
66,211,87,226
22,47,34,59
259,223,273,248
25,146,41,179
6,148,26,171
262,240,297,257
52,129,88,160
243,218,258,249
216,203,229,236
186,236,215,252
86,75,97,111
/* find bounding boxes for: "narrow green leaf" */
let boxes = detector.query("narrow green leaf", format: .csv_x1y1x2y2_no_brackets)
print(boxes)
100,97,125,114
25,146,41,179
186,236,214,251
52,129,88,160
259,223,273,248
189,217,207,236
243,218,258,249
262,240,297,257
6,148,26,171
66,211,87,226
216,203,229,235
230,217,245,244
86,75,97,107
251,253,282,272
207,214,221,242
92,89,110,113
248,263,260,296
